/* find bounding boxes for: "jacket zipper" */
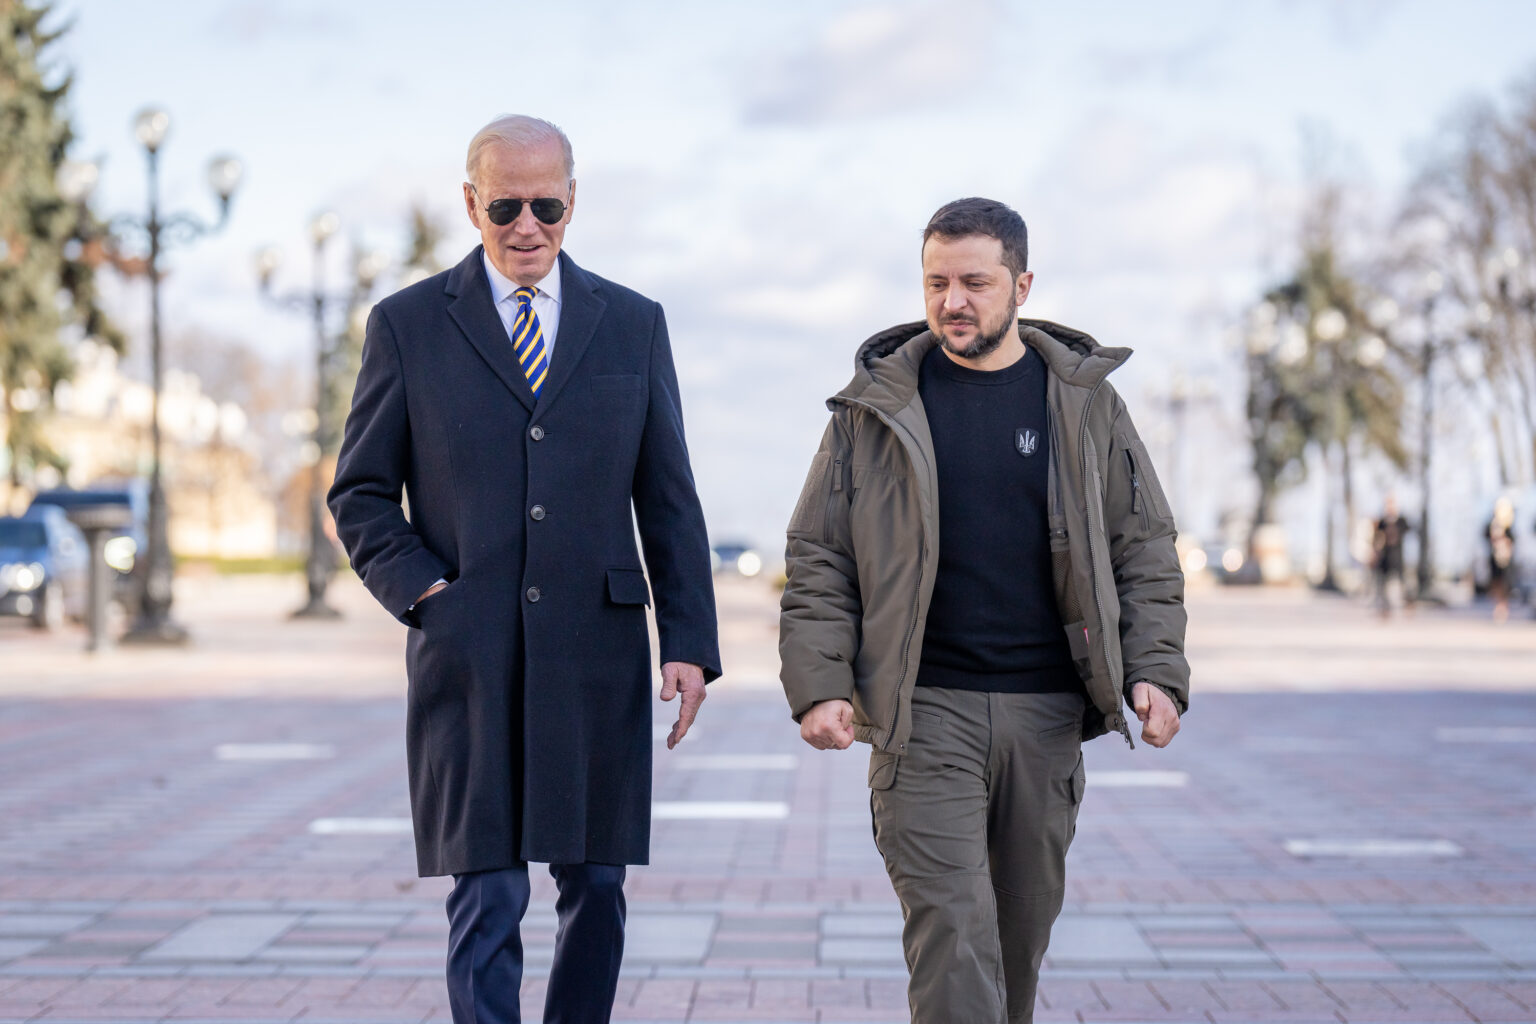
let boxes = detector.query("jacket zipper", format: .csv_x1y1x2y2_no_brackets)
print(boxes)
835,396,927,753
1080,383,1134,749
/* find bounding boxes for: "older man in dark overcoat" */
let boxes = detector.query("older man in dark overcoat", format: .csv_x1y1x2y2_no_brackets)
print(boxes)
328,114,721,1024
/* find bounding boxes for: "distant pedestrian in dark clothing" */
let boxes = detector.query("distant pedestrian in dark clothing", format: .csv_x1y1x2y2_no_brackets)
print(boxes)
1487,497,1516,624
1372,496,1411,616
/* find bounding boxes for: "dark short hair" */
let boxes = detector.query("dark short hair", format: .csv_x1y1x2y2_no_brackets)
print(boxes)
922,197,1028,278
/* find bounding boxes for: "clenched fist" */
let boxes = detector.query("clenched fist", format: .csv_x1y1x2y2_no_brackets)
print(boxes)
800,699,855,750
1131,682,1180,748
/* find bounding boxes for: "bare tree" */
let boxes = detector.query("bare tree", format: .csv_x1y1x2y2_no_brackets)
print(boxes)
1406,77,1536,485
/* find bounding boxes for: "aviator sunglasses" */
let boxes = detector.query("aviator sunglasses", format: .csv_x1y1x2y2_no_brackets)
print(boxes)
470,184,571,226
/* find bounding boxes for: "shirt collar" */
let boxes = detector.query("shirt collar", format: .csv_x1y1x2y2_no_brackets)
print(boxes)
482,249,562,307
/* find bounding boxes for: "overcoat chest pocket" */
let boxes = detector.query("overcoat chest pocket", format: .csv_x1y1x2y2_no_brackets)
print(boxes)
605,567,651,607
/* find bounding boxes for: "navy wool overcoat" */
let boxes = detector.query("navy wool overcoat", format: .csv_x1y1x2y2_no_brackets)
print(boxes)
328,247,722,876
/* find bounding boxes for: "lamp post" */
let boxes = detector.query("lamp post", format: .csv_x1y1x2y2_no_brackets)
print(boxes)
1414,271,1445,602
1492,248,1535,479
257,216,386,619
1312,306,1348,593
93,108,242,645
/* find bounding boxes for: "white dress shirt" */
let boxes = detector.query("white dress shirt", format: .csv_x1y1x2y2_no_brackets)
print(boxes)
483,250,562,360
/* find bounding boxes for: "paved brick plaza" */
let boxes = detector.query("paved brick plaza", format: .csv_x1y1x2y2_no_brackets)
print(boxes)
1,574,1533,1023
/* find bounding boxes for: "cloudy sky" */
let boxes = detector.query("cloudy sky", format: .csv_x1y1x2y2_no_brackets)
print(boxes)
52,0,1536,555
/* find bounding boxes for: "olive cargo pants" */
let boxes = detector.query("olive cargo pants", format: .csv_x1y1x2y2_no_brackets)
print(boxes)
869,687,1087,1024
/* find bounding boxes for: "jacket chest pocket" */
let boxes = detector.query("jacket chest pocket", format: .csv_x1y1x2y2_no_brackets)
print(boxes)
849,466,909,503
592,374,644,394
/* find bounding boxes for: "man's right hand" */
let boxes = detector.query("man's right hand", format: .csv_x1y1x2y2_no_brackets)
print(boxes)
800,699,855,750
416,580,447,605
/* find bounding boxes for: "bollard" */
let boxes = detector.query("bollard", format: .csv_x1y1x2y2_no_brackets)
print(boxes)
59,504,132,653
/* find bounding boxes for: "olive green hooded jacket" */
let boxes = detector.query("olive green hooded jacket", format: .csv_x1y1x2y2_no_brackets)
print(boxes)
779,320,1189,753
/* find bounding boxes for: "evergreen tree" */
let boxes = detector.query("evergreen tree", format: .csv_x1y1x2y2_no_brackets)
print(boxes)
0,0,119,491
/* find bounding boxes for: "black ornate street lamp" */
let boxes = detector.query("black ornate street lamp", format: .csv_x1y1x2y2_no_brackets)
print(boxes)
256,216,386,619
101,107,242,645
1312,306,1349,594
1414,270,1445,602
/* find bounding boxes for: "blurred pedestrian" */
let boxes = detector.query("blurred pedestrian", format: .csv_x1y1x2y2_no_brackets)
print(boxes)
1487,496,1516,624
779,198,1189,1024
1371,495,1411,617
328,115,721,1024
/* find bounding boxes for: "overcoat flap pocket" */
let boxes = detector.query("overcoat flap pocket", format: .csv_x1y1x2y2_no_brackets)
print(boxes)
606,567,651,607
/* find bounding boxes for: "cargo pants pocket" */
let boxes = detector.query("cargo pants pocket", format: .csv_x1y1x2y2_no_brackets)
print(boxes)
868,749,899,791
1065,750,1086,844
867,750,898,853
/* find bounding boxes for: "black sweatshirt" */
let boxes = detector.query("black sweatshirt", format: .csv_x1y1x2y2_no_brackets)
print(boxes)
915,343,1082,694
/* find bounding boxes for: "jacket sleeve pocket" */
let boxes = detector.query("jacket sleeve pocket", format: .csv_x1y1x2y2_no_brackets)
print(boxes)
788,451,832,536
606,567,651,607
1128,439,1173,520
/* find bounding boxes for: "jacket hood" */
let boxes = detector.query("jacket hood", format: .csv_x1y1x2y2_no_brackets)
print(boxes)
832,317,1132,414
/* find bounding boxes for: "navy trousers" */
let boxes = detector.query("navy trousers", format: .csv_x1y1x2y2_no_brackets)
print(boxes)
446,862,627,1024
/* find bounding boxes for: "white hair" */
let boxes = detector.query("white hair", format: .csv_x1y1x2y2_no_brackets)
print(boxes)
465,115,574,186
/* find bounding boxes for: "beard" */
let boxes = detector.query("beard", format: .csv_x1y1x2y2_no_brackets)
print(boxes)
935,302,1018,361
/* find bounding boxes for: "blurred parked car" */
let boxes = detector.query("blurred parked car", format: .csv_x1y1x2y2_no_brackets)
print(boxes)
28,480,148,602
0,507,89,630
711,540,764,578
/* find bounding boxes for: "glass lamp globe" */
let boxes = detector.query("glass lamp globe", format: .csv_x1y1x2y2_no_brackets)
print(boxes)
310,211,340,245
133,108,170,152
207,156,243,200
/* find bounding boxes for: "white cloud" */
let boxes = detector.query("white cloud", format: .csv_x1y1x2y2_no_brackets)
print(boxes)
741,0,1008,124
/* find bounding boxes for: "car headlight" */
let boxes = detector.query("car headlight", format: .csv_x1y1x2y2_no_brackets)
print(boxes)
103,536,137,573
3,563,43,592
736,551,763,577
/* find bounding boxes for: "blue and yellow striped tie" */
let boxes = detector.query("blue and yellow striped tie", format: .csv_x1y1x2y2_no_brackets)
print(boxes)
510,286,549,396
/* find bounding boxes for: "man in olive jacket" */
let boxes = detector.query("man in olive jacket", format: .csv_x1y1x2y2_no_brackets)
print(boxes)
779,198,1188,1024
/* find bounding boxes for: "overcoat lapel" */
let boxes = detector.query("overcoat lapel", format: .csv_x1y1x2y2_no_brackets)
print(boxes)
444,247,536,413
535,252,608,412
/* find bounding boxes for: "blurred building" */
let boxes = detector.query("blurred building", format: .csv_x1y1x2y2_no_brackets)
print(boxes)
41,340,279,559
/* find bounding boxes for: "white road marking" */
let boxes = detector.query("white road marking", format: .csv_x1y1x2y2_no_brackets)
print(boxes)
1435,727,1536,743
216,743,336,761
652,801,790,820
308,818,413,835
1284,838,1463,857
1089,770,1189,788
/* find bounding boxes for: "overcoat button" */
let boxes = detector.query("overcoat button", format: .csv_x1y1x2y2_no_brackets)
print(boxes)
530,505,546,521
529,425,544,441
526,587,541,603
